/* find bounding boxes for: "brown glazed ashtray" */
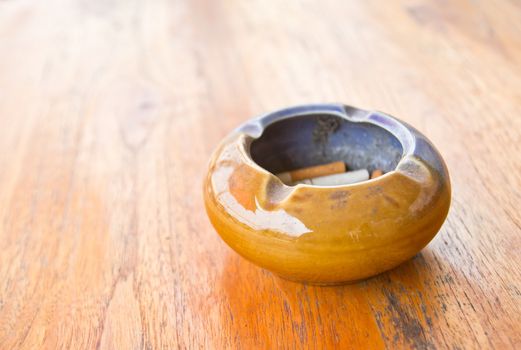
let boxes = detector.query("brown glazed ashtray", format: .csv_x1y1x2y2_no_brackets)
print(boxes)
204,104,451,285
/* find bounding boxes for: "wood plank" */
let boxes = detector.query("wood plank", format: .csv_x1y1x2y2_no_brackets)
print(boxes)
0,0,519,348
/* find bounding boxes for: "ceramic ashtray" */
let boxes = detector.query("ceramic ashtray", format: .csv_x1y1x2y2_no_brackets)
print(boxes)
204,104,451,284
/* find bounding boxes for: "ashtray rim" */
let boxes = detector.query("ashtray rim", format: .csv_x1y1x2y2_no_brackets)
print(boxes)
235,103,427,189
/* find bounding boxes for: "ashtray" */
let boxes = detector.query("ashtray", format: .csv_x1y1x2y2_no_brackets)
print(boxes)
204,104,451,284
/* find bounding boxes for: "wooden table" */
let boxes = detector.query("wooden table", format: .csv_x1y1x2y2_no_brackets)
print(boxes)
0,1,520,348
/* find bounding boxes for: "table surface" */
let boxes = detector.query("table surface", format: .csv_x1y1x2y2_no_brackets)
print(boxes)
0,1,520,349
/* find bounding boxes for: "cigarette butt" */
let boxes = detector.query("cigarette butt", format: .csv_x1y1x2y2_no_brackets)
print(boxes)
371,169,383,179
295,169,369,186
276,161,345,183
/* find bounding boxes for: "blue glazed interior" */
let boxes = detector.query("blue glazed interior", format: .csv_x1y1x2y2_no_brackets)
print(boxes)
250,114,403,174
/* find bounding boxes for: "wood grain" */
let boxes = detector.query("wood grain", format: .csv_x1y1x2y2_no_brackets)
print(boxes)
0,0,520,348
